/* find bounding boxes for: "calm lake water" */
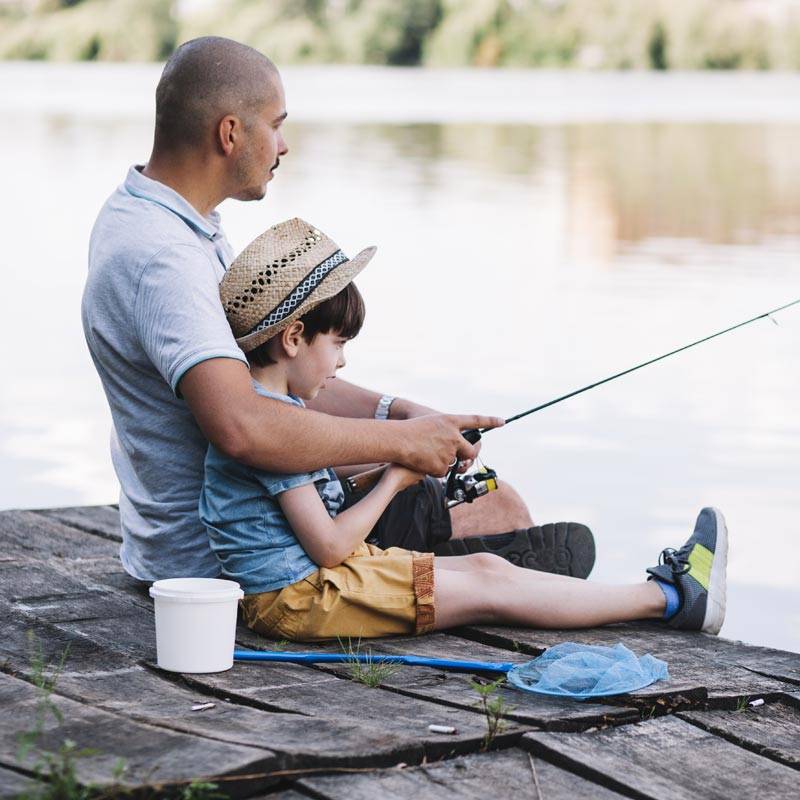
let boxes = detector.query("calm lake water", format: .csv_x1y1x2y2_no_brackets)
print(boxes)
1,64,798,651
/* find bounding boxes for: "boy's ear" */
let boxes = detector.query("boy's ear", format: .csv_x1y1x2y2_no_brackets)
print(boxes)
281,321,305,357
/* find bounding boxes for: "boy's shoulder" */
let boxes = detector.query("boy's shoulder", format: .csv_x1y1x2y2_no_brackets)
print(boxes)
251,381,304,408
203,382,337,498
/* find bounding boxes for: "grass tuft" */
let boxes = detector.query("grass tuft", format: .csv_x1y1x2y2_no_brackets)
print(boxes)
338,637,400,689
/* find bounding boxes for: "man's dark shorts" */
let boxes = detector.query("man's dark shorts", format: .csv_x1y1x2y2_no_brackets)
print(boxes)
343,476,453,552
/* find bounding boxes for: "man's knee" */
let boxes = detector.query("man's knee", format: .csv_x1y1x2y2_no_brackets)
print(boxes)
492,481,534,527
450,480,533,538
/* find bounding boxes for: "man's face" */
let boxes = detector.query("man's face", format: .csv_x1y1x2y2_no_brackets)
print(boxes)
233,77,288,202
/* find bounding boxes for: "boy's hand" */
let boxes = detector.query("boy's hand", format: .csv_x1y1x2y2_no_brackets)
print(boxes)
399,414,504,476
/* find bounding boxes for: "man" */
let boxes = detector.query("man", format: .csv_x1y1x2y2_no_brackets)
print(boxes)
82,36,594,584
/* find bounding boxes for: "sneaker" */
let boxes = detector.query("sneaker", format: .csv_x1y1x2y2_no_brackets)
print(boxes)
647,507,728,635
433,522,596,579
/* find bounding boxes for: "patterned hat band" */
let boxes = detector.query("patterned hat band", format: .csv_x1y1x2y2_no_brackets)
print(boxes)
244,249,350,338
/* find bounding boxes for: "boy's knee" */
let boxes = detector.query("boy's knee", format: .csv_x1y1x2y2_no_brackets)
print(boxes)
467,551,510,576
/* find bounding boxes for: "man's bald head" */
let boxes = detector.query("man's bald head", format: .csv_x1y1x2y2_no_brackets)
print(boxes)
153,36,280,153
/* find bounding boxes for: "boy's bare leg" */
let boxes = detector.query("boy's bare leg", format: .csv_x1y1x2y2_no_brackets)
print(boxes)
448,480,533,538
432,553,665,630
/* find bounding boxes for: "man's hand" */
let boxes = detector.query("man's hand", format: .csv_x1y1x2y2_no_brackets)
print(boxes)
398,414,503,476
393,400,484,470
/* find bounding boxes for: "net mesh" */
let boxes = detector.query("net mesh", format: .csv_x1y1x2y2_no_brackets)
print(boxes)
507,642,669,699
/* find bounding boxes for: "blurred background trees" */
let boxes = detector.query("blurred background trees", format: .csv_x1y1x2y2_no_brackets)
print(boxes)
1,0,799,67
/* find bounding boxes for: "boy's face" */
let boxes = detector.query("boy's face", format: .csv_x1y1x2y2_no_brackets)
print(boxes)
288,331,347,400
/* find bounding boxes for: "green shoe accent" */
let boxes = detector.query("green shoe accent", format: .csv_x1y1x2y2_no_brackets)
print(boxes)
687,542,713,591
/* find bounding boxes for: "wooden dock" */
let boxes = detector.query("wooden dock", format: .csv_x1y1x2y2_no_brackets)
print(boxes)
1,505,799,799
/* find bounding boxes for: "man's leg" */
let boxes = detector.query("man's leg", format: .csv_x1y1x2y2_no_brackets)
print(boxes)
439,479,596,579
356,476,596,578
449,480,533,538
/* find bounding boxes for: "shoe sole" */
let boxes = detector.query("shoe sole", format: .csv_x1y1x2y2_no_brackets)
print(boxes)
702,507,728,635
433,522,596,579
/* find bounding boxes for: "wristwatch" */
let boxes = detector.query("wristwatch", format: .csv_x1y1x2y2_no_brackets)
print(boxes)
374,394,395,420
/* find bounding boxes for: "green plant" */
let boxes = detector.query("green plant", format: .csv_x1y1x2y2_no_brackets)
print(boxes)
176,780,224,800
735,695,751,713
469,676,514,750
15,634,229,800
338,637,400,688
15,633,103,800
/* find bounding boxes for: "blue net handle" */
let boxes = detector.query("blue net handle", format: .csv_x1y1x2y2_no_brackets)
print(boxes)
233,649,513,673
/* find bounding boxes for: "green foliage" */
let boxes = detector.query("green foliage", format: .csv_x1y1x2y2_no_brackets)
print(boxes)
15,633,104,800
2,0,800,69
469,676,513,750
735,695,751,713
339,637,400,688
0,0,176,61
175,781,225,800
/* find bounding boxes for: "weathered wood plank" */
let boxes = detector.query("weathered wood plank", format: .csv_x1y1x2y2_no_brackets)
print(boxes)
0,606,460,768
1,598,515,770
678,702,800,769
458,622,797,704
0,672,278,796
522,715,799,799
33,505,122,543
0,510,118,560
295,748,627,799
0,765,41,800
232,630,642,731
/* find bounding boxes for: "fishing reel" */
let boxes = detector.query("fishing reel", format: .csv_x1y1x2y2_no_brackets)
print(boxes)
343,427,499,508
444,464,499,509
443,428,499,508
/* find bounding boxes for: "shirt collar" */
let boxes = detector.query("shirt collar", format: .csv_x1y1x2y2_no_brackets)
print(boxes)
123,165,221,240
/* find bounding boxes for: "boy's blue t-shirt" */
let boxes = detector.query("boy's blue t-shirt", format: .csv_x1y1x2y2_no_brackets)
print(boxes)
199,381,345,594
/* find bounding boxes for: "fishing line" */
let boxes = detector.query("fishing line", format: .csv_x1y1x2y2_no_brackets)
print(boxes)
479,297,800,434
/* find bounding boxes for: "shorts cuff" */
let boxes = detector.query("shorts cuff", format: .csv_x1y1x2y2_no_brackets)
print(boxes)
412,551,435,634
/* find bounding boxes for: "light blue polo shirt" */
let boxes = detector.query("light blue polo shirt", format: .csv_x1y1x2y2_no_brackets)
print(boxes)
82,166,248,581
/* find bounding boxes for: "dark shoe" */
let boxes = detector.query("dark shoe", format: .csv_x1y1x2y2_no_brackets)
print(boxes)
433,522,596,579
646,507,728,634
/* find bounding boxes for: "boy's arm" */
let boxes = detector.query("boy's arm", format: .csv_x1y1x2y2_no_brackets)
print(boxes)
278,466,421,568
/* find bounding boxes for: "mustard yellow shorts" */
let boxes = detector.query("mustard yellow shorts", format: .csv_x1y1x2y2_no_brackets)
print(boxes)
240,543,435,641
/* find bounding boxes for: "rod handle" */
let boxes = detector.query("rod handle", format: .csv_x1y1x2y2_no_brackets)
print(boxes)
345,465,388,495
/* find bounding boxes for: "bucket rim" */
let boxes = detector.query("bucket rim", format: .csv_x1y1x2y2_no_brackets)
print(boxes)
149,577,243,602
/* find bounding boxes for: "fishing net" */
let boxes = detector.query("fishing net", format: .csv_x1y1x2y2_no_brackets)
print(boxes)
507,642,669,699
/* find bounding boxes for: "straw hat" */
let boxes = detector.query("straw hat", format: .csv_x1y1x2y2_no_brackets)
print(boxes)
221,217,376,352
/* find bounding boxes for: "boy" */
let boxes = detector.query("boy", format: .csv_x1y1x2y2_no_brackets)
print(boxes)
200,218,727,641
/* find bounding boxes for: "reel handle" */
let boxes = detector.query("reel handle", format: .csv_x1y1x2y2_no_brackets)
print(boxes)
344,465,387,495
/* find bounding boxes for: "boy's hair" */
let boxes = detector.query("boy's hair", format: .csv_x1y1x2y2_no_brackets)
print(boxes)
247,282,365,368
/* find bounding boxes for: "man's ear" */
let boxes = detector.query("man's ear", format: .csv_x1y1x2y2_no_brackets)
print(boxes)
217,114,243,156
281,321,305,357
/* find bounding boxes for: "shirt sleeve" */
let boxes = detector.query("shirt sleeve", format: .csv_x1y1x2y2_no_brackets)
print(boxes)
256,468,333,498
133,243,248,395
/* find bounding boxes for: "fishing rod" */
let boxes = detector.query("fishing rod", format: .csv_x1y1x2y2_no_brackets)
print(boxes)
345,298,799,507
475,297,800,434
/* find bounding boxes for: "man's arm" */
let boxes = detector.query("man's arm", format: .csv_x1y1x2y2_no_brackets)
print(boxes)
305,377,435,420
179,358,502,476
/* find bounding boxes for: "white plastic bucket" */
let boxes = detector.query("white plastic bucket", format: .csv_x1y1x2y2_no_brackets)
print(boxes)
149,578,243,673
